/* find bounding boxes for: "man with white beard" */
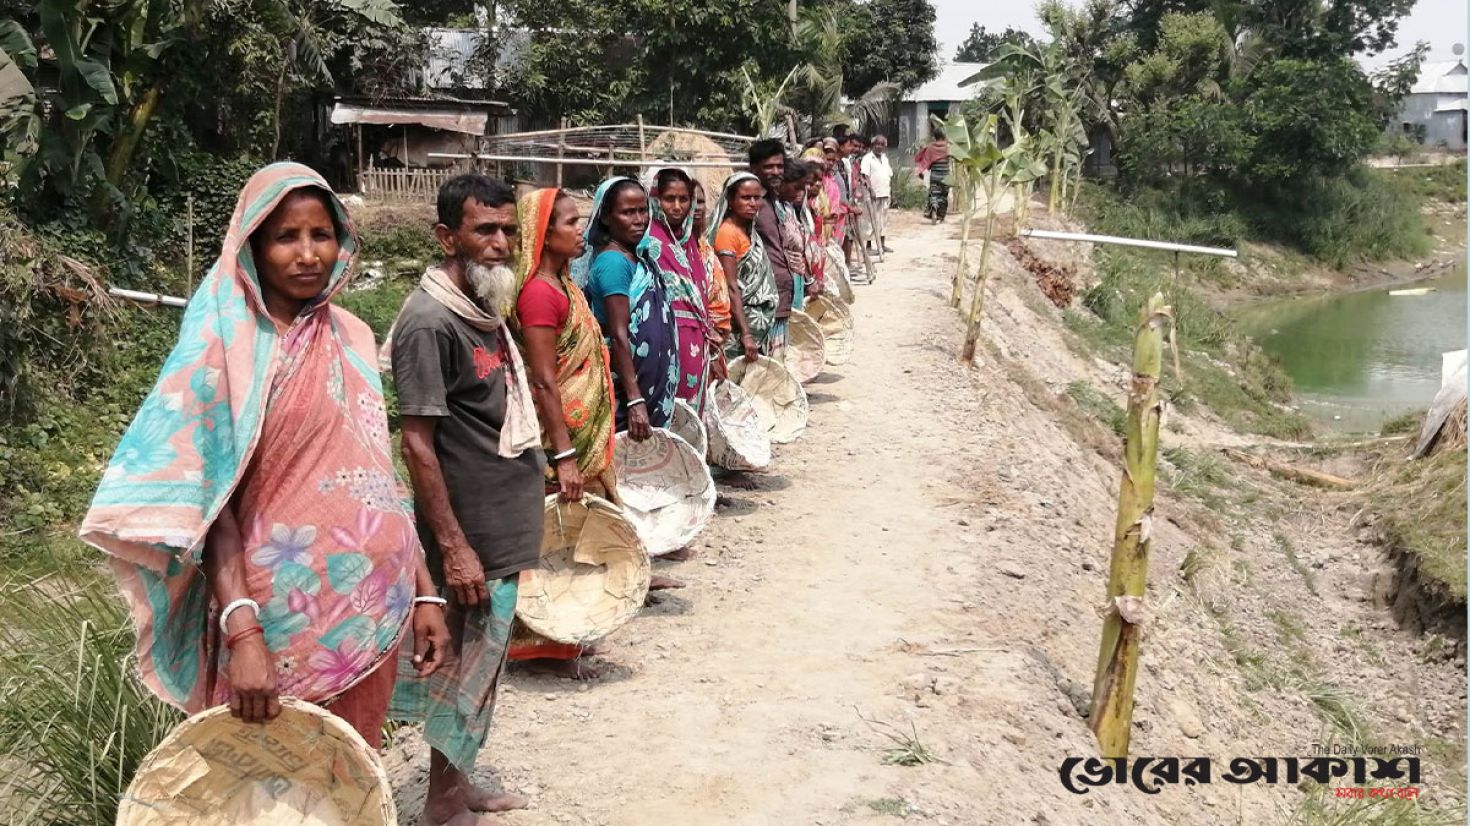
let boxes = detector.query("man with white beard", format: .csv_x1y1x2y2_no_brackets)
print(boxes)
388,174,543,825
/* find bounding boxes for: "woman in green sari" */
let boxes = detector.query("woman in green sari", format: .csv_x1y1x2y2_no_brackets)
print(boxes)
708,171,779,361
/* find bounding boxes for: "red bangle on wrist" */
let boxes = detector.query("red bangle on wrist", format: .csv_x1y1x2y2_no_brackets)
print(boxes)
226,625,264,650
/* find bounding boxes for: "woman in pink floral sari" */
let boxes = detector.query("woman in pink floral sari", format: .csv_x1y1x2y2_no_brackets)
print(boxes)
80,163,449,744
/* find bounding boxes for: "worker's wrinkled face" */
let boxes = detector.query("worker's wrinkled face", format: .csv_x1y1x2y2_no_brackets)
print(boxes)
603,183,649,247
252,189,340,312
437,197,518,269
873,135,889,154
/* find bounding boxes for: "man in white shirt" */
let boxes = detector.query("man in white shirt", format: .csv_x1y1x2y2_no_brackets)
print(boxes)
860,134,894,253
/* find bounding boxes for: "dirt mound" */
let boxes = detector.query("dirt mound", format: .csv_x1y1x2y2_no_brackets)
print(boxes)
1006,237,1076,308
646,131,737,203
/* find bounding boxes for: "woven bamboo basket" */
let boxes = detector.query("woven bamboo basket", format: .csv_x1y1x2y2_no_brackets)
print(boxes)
613,428,716,556
703,380,772,471
804,294,854,366
117,698,394,825
670,398,708,457
822,241,855,303
515,494,650,646
782,309,827,383
727,355,808,444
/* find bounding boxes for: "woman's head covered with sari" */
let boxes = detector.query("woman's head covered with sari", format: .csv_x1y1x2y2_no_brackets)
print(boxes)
704,170,762,246
512,187,617,479
80,163,415,711
83,162,359,572
570,176,647,288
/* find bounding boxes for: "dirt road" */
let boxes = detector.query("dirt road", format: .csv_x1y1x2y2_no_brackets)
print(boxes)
386,211,1464,825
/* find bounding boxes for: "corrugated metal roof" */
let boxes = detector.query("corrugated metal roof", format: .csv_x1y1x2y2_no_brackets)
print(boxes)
1409,60,1467,95
424,28,530,89
905,62,989,103
1434,98,1468,113
330,103,488,134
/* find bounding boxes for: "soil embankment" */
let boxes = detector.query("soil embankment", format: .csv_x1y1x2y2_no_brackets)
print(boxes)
384,210,1465,824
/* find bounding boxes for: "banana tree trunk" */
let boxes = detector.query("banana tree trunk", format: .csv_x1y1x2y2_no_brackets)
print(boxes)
959,167,1001,363
1089,293,1171,757
1048,152,1062,214
951,168,973,309
104,82,165,188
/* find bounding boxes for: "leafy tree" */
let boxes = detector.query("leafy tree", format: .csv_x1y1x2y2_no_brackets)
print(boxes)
1118,95,1253,186
1370,40,1428,125
954,24,1036,63
841,0,938,96
1120,12,1230,106
1237,56,1380,184
500,0,796,130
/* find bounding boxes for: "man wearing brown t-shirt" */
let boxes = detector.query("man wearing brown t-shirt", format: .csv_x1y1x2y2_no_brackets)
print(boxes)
389,174,541,825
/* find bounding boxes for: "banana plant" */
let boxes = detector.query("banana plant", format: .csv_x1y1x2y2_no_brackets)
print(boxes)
959,132,1046,364
932,110,1000,311
741,65,800,138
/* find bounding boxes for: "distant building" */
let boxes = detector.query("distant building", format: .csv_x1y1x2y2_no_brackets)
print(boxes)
1394,58,1467,150
892,61,988,152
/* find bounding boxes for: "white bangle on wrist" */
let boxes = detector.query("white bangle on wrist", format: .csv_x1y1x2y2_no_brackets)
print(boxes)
413,595,448,607
219,598,260,634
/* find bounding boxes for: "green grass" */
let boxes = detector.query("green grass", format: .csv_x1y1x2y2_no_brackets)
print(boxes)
0,579,181,825
1070,186,1312,440
867,798,912,818
1378,158,1468,204
1269,609,1308,647
1380,409,1426,436
1274,532,1320,596
1369,448,1468,601
1162,447,1237,510
1245,169,1434,269
1065,381,1127,436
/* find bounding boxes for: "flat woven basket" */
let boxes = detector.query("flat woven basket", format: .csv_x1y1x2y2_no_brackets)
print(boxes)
613,428,716,557
117,698,395,825
516,494,651,645
727,355,808,444
804,294,854,366
703,380,772,471
782,309,827,383
822,241,856,303
670,398,708,457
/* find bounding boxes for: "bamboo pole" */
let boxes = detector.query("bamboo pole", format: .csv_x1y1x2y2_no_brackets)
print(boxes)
1089,292,1172,757
556,117,566,187
429,152,739,169
185,193,194,298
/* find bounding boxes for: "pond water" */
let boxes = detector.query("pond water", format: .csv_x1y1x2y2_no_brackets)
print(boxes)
1235,260,1467,433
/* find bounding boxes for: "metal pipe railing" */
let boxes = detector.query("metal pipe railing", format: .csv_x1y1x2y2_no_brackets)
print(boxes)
1020,228,1238,259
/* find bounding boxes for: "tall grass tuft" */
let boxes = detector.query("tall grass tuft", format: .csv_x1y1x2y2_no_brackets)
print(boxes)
0,577,180,825
1246,169,1433,269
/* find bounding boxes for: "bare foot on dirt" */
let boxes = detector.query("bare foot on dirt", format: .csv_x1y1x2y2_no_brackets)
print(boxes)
649,574,686,590
422,789,506,825
718,473,760,490
459,781,529,814
516,657,606,681
420,812,503,826
661,546,696,561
